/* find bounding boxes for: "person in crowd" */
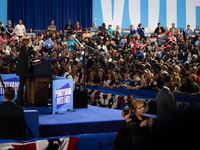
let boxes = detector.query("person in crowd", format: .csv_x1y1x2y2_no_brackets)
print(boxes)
136,23,145,38
74,21,82,37
115,25,121,36
154,23,165,34
179,76,195,94
15,20,26,38
97,40,107,53
64,20,74,37
61,36,68,46
0,87,26,141
127,74,142,90
0,22,5,38
117,70,133,88
88,22,98,39
185,25,193,38
16,38,40,107
195,36,200,50
94,68,106,86
105,36,116,48
76,67,88,84
48,20,56,35
130,24,136,37
67,35,76,52
85,70,99,86
172,75,182,92
109,72,122,88
63,65,73,79
103,70,114,87
106,24,113,36
169,23,178,36
194,26,200,39
98,23,107,36
189,74,199,93
190,66,200,85
82,28,92,39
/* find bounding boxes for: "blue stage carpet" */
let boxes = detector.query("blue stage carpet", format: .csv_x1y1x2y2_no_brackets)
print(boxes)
24,105,126,138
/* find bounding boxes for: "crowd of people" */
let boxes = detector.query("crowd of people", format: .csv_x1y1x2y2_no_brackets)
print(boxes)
0,19,200,96
1,18,200,149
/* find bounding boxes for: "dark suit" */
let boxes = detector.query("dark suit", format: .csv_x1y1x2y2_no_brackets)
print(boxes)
16,46,35,106
0,101,26,140
155,87,178,127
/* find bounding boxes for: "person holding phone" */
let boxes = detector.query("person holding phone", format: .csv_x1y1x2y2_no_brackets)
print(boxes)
16,38,41,107
136,23,145,38
121,99,154,149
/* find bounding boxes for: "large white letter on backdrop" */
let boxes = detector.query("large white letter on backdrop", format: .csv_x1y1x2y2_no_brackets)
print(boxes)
101,0,125,28
129,0,141,28
166,0,177,28
148,0,160,32
186,0,200,30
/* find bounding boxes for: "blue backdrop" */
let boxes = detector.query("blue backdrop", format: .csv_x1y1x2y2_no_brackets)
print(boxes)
7,0,92,32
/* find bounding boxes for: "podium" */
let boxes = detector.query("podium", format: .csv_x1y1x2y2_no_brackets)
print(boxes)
26,59,52,107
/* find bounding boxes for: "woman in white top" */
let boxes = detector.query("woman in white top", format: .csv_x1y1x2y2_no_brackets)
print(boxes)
15,20,26,38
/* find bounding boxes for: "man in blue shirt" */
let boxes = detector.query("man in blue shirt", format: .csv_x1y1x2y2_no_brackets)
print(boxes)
134,47,144,58
106,24,113,36
67,35,76,51
117,70,133,88
136,23,145,38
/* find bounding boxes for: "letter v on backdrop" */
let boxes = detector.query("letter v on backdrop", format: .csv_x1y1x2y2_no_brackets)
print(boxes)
93,0,200,32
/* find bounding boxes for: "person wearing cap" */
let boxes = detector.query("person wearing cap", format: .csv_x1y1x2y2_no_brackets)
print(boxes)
98,23,107,36
82,28,92,39
64,20,74,36
106,24,113,36
117,70,133,88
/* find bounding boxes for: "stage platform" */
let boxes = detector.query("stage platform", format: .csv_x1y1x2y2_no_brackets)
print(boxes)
24,105,126,138
24,105,157,138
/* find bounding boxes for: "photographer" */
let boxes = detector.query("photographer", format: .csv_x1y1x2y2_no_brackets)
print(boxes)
116,99,154,149
136,23,145,38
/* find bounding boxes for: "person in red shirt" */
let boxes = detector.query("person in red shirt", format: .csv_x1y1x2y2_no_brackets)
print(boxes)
190,66,200,85
74,21,82,37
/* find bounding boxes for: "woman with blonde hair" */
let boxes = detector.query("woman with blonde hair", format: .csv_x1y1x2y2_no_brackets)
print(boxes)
121,98,154,149
16,38,41,107
6,20,15,39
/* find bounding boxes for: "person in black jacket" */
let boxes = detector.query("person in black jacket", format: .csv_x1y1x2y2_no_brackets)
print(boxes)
16,38,39,107
119,99,154,150
0,87,26,140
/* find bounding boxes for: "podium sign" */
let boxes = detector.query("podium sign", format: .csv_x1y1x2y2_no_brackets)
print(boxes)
52,78,73,114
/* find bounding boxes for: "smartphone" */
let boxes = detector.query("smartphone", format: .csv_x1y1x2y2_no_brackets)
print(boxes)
123,102,129,116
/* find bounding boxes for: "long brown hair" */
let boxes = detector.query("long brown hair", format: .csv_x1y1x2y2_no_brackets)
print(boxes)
21,38,29,48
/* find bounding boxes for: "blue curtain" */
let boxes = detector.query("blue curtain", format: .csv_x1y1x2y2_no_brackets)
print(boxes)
8,0,92,32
